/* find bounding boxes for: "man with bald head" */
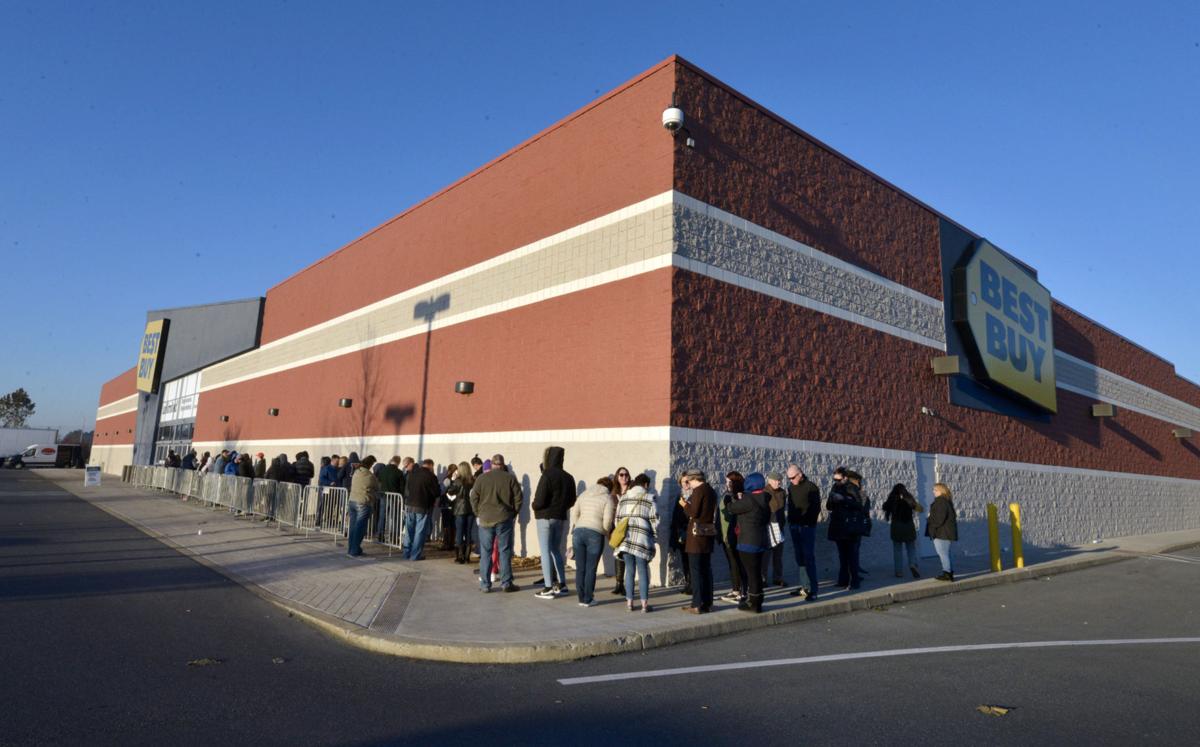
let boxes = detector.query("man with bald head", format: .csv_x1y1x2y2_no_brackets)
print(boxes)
786,464,822,601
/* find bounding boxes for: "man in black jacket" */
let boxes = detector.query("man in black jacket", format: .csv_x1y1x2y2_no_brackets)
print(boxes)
292,451,315,486
402,458,441,560
532,446,576,598
786,464,822,600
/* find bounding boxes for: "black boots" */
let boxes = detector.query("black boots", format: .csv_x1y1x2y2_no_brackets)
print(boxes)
935,571,954,582
738,593,764,613
454,543,468,564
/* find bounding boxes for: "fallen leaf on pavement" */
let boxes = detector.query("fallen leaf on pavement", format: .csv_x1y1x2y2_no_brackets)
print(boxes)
976,705,1013,717
187,657,222,667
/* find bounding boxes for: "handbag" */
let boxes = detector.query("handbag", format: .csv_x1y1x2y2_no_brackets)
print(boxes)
609,517,630,550
691,521,717,537
768,521,785,547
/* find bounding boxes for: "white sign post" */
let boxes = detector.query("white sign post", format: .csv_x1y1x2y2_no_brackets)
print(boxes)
84,465,102,487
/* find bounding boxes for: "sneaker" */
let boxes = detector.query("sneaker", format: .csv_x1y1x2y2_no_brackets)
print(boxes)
578,601,590,607
480,586,491,593
555,585,570,597
722,590,742,602
535,588,557,599
502,583,521,593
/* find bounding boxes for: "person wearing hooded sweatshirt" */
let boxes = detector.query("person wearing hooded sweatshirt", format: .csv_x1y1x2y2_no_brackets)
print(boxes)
615,476,659,612
570,476,615,607
727,472,772,613
266,453,290,482
292,451,314,486
223,451,240,475
180,450,197,470
238,453,254,479
827,467,868,590
533,446,577,599
340,452,360,490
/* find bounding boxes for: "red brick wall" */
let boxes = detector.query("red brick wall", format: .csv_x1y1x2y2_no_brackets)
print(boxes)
258,60,678,345
98,367,137,406
672,270,1200,479
672,60,943,299
93,411,136,445
196,270,673,442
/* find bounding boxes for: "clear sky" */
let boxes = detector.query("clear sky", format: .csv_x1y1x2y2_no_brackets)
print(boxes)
2,0,1197,431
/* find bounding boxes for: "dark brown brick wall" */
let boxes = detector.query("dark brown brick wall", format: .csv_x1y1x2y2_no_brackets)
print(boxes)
672,60,943,299
672,270,1200,479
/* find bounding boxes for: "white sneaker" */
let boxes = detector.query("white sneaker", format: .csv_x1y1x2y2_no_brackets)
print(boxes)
535,588,557,599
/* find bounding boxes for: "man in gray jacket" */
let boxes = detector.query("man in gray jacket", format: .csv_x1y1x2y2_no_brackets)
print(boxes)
470,454,523,592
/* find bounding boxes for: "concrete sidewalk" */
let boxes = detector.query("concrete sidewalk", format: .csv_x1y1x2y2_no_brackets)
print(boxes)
38,469,1200,663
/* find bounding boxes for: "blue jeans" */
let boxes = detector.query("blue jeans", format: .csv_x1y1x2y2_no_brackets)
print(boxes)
537,518,567,589
346,501,371,556
455,515,475,548
790,525,818,595
893,540,918,574
934,538,954,573
403,508,430,560
623,553,650,603
477,519,514,589
572,527,604,604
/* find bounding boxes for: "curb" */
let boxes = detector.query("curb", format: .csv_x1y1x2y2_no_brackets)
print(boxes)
39,473,1198,665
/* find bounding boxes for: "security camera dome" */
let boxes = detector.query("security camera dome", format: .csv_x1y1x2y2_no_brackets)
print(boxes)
662,107,684,131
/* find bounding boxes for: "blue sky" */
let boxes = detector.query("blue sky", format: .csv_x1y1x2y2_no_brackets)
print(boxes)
2,1,1197,430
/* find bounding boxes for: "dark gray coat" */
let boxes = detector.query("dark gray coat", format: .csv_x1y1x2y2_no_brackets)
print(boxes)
925,496,958,541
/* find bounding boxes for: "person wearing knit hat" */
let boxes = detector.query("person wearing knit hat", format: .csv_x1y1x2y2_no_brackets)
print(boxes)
764,471,788,588
725,472,772,613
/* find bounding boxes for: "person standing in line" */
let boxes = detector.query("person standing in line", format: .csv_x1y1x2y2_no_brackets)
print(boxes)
212,449,229,477
238,452,255,478
292,451,314,486
377,456,405,544
826,466,867,590
570,477,616,607
402,458,441,561
470,454,523,592
253,452,267,479
338,452,359,490
438,463,458,551
533,446,577,599
669,476,692,597
318,456,338,487
346,455,379,557
609,467,632,596
180,450,196,470
615,475,659,612
882,483,923,579
726,472,772,613
786,464,822,601
680,469,718,614
448,461,476,564
197,451,211,473
223,452,240,475
719,471,747,604
926,482,957,582
765,471,788,588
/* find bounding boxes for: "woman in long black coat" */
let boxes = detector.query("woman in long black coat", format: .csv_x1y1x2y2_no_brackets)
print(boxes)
882,483,923,579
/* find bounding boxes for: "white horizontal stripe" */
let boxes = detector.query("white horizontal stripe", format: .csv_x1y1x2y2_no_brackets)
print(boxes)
199,253,674,393
557,638,1200,685
97,394,138,419
252,191,676,355
673,255,947,351
191,426,673,451
675,192,943,310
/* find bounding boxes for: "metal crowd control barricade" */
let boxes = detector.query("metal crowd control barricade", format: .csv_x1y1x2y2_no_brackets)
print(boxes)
373,492,405,553
202,472,222,506
307,486,349,543
226,475,254,514
273,482,307,528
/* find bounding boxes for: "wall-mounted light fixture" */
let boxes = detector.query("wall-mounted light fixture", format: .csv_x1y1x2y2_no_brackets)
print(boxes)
455,381,475,396
930,356,960,376
338,398,353,408
267,408,279,417
1173,427,1194,439
219,415,230,422
1091,403,1116,418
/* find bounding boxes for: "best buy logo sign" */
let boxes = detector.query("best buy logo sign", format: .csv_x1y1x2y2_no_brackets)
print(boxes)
953,240,1057,413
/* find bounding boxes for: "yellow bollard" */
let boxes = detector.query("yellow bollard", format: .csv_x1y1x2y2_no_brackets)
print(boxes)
987,503,1002,572
1009,502,1024,568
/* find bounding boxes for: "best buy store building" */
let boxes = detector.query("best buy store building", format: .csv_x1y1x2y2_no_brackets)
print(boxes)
91,56,1200,571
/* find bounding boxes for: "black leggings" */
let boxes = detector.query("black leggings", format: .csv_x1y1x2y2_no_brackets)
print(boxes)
739,550,764,601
